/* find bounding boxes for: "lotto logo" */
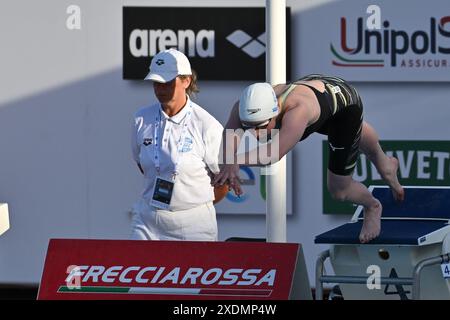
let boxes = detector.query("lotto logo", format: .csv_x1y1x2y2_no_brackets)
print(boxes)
226,30,266,58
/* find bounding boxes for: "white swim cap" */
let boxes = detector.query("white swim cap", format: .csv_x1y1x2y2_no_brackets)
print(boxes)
239,83,279,127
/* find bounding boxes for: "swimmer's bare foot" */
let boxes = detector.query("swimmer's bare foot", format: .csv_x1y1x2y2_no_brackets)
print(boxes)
359,200,382,243
381,156,404,202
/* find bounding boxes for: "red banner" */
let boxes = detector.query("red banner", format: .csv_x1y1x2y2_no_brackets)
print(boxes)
38,239,308,300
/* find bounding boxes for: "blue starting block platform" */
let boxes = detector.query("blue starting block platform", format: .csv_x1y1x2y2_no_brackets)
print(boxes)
316,186,450,246
315,186,450,300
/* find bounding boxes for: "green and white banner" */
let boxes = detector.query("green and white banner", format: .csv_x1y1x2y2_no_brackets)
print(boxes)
323,140,450,214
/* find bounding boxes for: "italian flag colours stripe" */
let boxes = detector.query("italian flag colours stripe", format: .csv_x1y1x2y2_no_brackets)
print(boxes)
58,286,272,297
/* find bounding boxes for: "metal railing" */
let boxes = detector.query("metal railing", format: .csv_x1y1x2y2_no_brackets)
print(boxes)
315,250,450,300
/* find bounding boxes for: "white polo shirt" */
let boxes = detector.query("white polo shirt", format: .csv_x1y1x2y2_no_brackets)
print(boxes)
132,97,223,211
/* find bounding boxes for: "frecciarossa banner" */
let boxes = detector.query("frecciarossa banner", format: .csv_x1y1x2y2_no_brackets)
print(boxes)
298,0,450,81
38,239,306,300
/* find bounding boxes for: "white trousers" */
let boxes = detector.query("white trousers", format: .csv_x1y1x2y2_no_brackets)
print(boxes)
130,199,218,241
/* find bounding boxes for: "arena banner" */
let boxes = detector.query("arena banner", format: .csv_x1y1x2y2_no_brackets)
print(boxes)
298,0,450,81
123,7,291,81
323,140,450,214
37,239,311,300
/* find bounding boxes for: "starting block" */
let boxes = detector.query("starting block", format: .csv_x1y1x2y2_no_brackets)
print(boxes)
315,186,450,300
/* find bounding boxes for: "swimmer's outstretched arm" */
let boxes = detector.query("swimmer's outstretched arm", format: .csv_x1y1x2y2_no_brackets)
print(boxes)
235,105,310,166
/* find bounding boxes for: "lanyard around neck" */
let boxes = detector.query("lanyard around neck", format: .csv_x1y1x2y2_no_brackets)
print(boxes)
153,102,193,179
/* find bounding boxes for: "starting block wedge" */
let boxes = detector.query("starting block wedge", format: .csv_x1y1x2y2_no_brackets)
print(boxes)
315,186,450,300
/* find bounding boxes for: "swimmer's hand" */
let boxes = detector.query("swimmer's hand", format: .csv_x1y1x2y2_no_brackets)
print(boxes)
213,164,243,196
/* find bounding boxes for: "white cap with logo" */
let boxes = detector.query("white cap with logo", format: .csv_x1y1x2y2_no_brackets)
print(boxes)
239,83,279,126
144,48,192,83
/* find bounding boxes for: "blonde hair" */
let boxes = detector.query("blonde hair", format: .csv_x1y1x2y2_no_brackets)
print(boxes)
179,69,199,98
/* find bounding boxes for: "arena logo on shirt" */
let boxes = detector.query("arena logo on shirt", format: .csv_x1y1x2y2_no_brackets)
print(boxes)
322,140,450,214
123,7,290,80
143,138,152,146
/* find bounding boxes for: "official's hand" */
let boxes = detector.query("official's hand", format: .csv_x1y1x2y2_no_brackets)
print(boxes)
213,164,243,196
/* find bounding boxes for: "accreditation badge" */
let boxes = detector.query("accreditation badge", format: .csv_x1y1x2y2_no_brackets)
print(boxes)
150,176,175,210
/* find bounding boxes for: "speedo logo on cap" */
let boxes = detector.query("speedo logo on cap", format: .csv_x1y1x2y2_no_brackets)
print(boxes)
247,108,261,114
129,29,215,58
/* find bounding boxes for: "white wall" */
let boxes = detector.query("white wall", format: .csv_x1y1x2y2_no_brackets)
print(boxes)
0,0,449,286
